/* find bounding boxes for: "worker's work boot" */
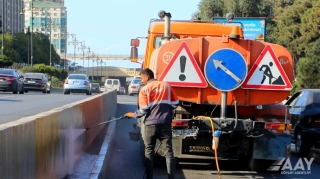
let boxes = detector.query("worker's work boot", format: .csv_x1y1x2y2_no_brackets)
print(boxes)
166,158,176,179
145,158,153,179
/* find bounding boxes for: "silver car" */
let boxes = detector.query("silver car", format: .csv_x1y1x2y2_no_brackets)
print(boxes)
128,78,141,96
63,74,92,95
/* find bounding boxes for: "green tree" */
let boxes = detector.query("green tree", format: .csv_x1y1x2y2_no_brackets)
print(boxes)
0,55,13,67
296,38,320,89
271,0,320,61
193,0,273,20
193,0,225,20
0,32,61,65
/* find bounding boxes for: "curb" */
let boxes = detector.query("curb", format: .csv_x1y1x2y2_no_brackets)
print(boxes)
309,148,320,164
89,117,117,179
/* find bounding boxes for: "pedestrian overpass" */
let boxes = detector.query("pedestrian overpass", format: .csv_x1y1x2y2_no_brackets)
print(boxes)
68,66,141,86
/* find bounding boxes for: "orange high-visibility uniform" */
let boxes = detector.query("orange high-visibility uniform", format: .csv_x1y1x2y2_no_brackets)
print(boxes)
133,79,179,125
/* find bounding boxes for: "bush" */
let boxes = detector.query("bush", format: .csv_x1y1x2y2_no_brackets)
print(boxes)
21,64,68,81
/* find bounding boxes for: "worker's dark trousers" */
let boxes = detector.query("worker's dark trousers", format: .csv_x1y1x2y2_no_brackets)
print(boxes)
144,124,175,179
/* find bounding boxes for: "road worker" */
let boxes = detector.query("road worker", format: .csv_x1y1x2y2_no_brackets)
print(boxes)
124,68,179,179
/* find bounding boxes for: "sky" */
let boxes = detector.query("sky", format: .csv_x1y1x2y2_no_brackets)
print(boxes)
65,0,201,68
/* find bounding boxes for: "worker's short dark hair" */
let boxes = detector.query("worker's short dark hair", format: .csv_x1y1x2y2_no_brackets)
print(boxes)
140,68,154,79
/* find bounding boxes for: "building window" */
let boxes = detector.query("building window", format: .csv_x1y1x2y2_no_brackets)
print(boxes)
54,34,57,37
54,13,57,16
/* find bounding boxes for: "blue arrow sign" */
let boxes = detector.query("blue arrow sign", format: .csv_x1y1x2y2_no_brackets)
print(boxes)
204,49,247,91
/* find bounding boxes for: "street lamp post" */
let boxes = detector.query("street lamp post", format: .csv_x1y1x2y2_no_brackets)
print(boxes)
68,34,81,73
2,0,5,55
26,27,30,65
78,41,87,74
58,30,70,70
41,13,61,66
86,47,91,79
91,52,95,81
20,1,35,65
31,0,34,66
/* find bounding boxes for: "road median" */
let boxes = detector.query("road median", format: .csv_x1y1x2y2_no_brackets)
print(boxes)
0,90,117,179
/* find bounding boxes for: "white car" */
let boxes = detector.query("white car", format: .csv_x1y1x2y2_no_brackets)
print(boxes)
63,74,92,95
128,78,141,96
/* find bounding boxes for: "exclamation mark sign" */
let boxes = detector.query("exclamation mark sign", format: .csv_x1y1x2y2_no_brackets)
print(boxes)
179,56,186,81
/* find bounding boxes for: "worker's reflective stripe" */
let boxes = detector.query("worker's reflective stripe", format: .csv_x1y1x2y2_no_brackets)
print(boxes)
140,105,149,110
171,99,179,108
139,108,148,114
167,83,171,101
144,87,150,105
148,100,172,107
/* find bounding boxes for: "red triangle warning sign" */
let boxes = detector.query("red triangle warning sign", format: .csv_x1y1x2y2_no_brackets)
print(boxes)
242,45,292,90
159,42,207,88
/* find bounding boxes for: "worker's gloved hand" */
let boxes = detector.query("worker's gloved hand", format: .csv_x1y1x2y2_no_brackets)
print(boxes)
124,112,134,118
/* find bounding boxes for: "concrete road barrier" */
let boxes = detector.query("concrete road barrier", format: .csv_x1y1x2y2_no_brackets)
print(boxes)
0,90,117,179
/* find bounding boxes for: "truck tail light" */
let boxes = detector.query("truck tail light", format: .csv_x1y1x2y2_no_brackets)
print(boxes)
172,120,189,127
265,123,287,130
312,119,320,127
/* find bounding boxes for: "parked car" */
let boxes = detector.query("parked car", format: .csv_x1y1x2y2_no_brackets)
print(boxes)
285,89,320,157
23,73,51,93
91,83,101,93
104,79,121,94
100,86,105,92
128,78,141,96
0,68,24,94
63,74,92,95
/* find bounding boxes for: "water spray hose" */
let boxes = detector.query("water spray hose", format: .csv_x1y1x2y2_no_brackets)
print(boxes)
194,116,222,179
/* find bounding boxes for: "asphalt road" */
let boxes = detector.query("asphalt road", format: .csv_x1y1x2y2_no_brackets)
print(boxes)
0,88,99,125
106,95,320,179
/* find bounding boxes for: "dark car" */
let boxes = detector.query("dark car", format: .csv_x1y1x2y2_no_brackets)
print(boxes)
91,83,101,93
23,73,51,93
0,68,24,94
285,89,320,157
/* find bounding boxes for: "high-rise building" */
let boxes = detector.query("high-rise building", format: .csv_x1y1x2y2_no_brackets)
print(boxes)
23,1,67,57
0,0,25,34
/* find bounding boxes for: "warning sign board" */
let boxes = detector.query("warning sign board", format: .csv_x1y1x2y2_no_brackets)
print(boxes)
159,42,208,88
242,45,292,90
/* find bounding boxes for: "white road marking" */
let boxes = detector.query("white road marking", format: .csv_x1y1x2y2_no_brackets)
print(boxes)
0,96,14,99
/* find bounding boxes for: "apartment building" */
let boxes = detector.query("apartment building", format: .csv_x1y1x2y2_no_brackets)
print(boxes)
23,0,67,57
0,0,25,34
24,0,64,5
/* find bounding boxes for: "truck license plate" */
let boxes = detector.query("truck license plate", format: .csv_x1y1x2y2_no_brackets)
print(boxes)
172,129,198,137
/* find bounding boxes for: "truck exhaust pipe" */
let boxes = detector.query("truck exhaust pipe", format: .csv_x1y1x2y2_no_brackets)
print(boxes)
158,10,171,45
